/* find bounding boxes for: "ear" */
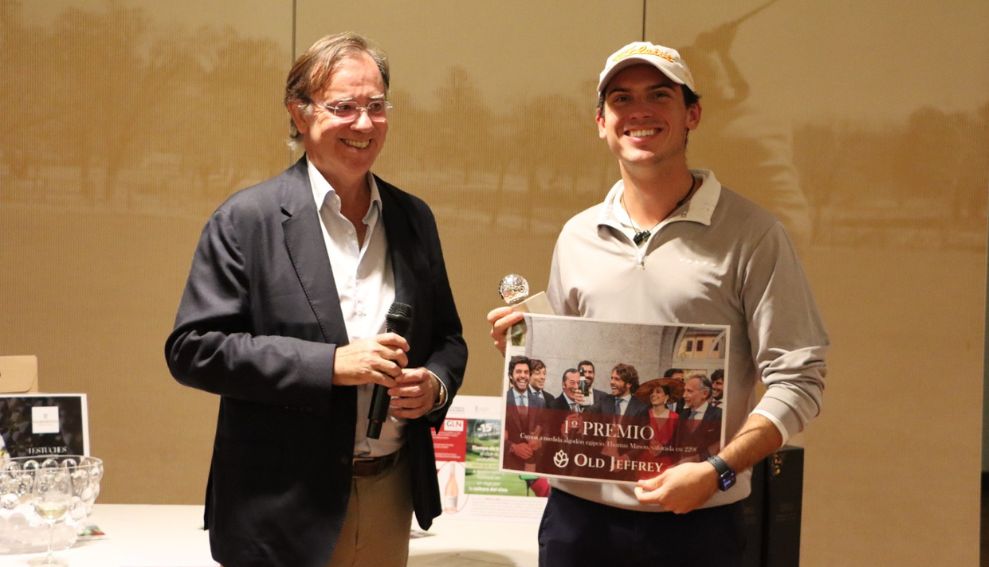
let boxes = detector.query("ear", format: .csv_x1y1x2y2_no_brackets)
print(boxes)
686,101,702,130
596,108,607,140
287,102,311,136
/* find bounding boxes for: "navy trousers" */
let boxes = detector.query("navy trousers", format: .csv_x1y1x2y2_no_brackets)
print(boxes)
538,489,745,567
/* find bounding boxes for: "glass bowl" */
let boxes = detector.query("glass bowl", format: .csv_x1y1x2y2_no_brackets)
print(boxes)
0,456,103,555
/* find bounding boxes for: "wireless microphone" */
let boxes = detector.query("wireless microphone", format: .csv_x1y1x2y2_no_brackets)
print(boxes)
367,302,413,439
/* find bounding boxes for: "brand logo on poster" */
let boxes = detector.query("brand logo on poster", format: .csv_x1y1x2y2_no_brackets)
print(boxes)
553,450,569,468
31,406,60,434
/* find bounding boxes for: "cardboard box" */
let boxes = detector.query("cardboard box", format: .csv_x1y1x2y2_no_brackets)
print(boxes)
0,355,38,393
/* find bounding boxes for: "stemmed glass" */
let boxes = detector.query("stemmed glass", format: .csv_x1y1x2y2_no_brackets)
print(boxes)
28,462,72,566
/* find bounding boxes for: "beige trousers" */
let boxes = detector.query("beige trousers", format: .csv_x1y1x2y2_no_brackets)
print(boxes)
326,452,413,567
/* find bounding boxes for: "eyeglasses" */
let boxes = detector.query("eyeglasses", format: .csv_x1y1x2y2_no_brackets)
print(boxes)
313,99,392,121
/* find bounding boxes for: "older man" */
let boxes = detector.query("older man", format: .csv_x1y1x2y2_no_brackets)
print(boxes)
677,374,723,461
165,32,467,567
488,40,827,566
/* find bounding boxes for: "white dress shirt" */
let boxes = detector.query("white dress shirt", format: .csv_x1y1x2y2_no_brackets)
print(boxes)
308,159,402,457
688,402,710,420
512,389,529,407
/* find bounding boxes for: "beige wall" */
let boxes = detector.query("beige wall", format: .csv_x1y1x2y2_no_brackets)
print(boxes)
1,1,985,565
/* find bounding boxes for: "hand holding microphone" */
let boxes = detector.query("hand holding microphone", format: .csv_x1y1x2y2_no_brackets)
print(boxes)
331,334,408,387
367,303,413,438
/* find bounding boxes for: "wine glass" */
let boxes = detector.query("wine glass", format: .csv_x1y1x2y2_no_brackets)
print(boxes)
29,462,71,566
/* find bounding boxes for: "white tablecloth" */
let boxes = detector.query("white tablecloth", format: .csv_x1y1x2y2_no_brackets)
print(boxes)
0,504,539,566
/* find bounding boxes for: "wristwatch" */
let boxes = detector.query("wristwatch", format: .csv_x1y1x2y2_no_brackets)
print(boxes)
706,455,737,491
430,372,448,410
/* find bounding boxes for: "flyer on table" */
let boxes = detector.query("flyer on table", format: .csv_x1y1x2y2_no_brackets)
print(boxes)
431,395,547,521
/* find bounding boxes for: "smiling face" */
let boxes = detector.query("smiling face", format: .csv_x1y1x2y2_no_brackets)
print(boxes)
596,64,700,175
609,371,630,397
289,51,388,190
510,363,530,393
562,371,581,398
530,367,547,391
650,387,669,408
682,377,711,410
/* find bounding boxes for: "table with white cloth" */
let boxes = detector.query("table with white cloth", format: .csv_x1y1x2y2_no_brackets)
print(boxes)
0,504,539,567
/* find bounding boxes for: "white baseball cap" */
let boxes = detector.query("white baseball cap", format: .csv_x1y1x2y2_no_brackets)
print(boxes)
597,41,697,95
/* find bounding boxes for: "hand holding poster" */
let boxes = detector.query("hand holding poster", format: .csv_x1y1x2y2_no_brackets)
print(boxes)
500,314,729,484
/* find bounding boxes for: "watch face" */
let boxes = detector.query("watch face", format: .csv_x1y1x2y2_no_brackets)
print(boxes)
719,471,736,491
707,456,736,491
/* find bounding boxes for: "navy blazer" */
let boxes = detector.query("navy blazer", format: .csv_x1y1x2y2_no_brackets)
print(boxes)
165,157,467,567
596,393,650,420
675,404,723,461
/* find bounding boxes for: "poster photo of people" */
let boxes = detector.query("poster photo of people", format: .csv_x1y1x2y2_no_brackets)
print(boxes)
500,314,728,484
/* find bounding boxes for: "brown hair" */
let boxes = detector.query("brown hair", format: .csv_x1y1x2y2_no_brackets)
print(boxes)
611,363,640,392
634,378,683,406
284,32,390,142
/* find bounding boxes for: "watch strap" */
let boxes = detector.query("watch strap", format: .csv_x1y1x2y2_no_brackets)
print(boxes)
706,455,736,491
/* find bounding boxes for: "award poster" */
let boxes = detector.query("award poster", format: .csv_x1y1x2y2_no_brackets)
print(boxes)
0,394,90,458
500,313,729,484
431,395,547,521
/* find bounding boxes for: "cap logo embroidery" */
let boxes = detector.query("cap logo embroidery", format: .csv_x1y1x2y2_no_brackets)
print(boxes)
610,44,678,64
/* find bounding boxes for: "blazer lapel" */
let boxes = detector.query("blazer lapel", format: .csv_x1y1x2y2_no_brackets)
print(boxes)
378,177,416,308
280,158,348,345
